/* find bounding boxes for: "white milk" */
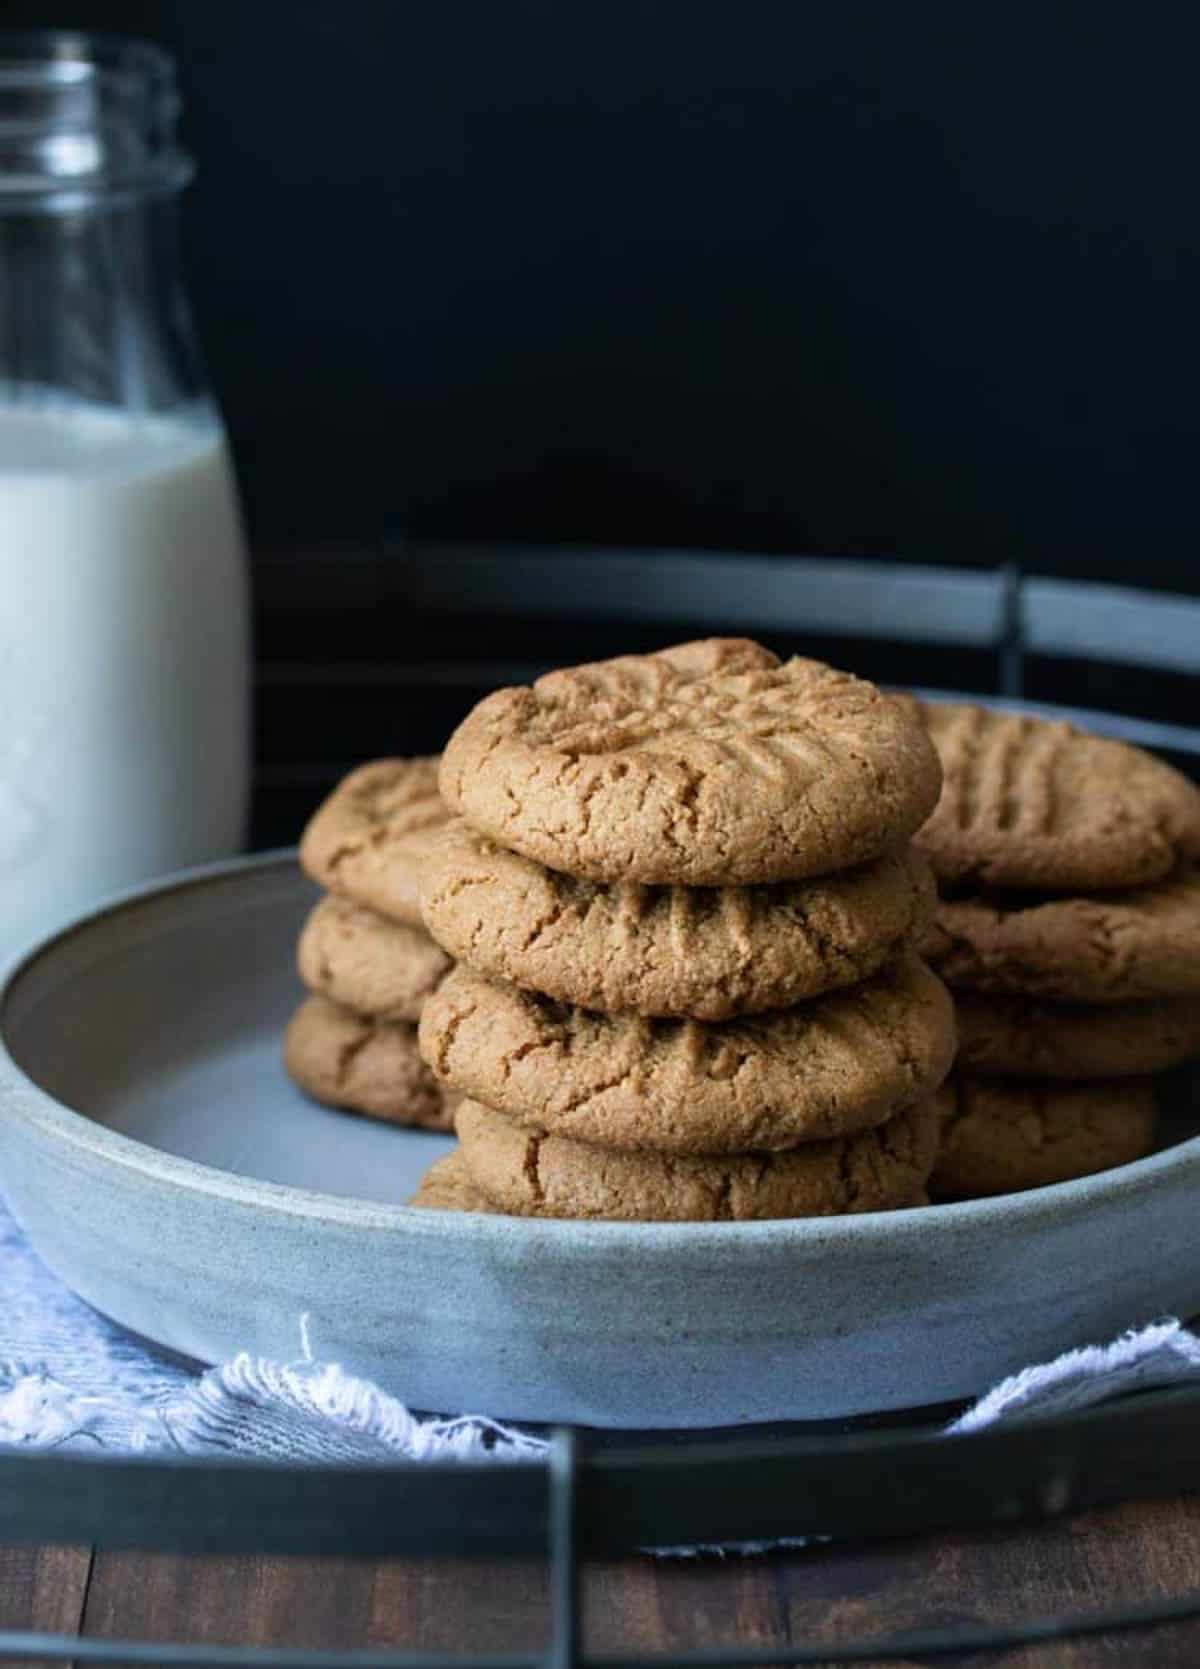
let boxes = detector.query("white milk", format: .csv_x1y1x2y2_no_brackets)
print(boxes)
0,398,249,958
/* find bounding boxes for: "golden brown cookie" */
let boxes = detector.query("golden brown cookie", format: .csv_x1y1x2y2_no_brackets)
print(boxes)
954,990,1200,1079
285,994,455,1130
440,640,941,885
409,1150,498,1213
420,820,935,1018
455,1096,940,1220
419,955,955,1153
926,868,1200,1004
929,1077,1158,1200
297,894,452,1023
299,757,448,927
913,702,1200,892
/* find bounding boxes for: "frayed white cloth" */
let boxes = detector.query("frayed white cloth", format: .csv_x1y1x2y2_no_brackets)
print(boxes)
139,1357,545,1463
1,1196,1197,1468
946,1318,1200,1434
0,1196,540,1463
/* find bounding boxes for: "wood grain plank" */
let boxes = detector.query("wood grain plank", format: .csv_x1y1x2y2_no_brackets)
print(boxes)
775,1494,1200,1668
63,1499,1200,1666
587,1553,787,1661
0,1546,91,1669
367,1558,548,1655
81,1551,377,1652
85,1552,551,1658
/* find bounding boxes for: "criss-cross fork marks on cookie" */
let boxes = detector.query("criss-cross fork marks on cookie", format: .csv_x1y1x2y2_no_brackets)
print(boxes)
419,819,936,1018
916,701,1200,892
938,706,1069,839
419,955,955,1154
525,664,858,773
441,639,943,886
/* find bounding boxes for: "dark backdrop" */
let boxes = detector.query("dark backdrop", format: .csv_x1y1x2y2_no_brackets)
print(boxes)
11,3,1200,586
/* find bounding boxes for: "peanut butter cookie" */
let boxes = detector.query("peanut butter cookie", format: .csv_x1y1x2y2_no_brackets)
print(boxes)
419,955,955,1153
440,640,941,885
954,990,1200,1079
455,1096,940,1220
298,894,452,1023
926,868,1200,1004
913,702,1200,892
420,819,935,1017
300,757,448,926
930,1077,1158,1199
285,994,455,1130
410,1150,498,1213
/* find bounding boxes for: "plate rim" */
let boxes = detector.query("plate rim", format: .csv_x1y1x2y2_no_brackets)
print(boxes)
3,848,1198,1251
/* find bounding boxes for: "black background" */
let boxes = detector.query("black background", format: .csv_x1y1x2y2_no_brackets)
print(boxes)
10,2,1200,586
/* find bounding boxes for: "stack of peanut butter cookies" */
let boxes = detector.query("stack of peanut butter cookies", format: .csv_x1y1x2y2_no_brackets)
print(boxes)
914,703,1200,1199
284,757,459,1130
412,638,957,1219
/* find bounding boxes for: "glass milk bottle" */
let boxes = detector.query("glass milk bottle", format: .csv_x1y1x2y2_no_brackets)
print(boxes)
0,31,250,957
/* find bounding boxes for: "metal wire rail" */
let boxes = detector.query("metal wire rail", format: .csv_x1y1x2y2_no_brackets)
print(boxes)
4,1428,1200,1665
5,1375,1200,1555
253,543,1200,806
385,541,1200,693
5,1390,1200,1660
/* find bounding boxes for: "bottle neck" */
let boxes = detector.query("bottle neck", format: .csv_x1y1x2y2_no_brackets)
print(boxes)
0,30,192,215
0,30,212,419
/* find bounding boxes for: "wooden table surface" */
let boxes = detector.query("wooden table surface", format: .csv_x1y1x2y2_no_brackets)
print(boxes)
4,1493,1200,1667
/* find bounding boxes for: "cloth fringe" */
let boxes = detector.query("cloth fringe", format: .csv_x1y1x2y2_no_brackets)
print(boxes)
3,1198,1197,1546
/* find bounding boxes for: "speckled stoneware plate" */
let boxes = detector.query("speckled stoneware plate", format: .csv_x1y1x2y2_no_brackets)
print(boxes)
1,853,1198,1429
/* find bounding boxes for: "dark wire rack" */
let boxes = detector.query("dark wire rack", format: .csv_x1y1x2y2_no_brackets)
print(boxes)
10,1400,1200,1665
5,544,1200,1667
251,543,1200,839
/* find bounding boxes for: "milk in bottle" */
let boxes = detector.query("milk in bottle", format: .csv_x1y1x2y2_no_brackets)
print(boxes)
0,399,248,953
0,32,251,957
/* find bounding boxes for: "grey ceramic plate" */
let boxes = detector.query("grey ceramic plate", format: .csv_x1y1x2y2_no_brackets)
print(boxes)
1,853,1198,1430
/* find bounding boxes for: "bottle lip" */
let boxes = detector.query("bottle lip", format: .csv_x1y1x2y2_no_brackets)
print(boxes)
0,28,193,212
